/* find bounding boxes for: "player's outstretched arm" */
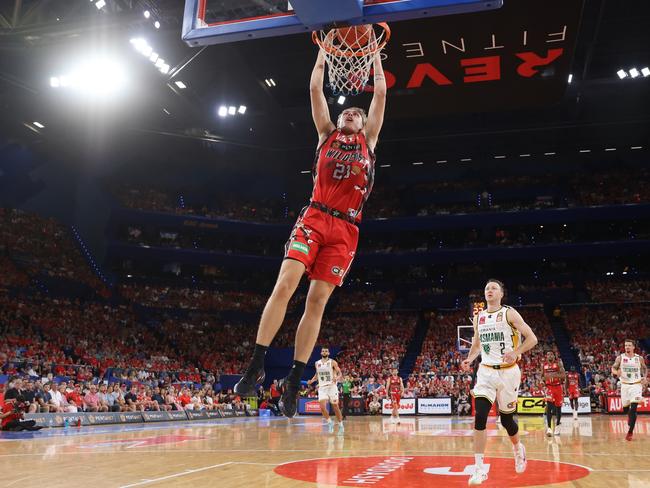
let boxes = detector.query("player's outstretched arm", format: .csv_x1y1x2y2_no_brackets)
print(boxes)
310,50,335,141
504,308,538,363
365,53,387,152
611,355,621,377
641,357,648,386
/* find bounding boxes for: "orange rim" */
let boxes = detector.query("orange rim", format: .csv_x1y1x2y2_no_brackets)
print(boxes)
312,22,391,58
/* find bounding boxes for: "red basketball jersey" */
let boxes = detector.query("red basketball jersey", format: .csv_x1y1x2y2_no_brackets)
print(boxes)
311,130,375,222
543,362,561,386
389,376,401,393
567,372,580,388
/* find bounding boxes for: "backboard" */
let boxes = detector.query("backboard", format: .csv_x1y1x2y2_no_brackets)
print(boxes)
182,0,503,47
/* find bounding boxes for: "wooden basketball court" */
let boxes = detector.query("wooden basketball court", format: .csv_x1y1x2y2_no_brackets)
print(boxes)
1,415,648,487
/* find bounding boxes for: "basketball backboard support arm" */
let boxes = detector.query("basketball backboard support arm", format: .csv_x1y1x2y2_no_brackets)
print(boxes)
182,0,503,47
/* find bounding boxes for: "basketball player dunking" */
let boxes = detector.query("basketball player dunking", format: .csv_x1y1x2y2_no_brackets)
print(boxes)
386,368,404,424
234,47,387,418
611,339,648,441
461,279,538,486
566,366,581,420
308,347,344,433
542,351,565,436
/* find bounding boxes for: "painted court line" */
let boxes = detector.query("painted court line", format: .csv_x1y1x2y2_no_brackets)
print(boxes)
119,462,234,487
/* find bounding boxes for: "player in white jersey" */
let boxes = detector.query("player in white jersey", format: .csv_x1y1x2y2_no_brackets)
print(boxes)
461,279,538,486
308,347,344,434
611,339,648,441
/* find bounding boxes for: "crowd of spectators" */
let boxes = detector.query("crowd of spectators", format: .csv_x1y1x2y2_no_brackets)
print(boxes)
586,280,650,302
120,284,266,312
113,169,650,223
0,208,105,292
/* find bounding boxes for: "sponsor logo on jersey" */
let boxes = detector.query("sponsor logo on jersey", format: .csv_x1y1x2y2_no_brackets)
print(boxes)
331,266,344,276
290,241,310,255
496,312,503,322
479,316,486,324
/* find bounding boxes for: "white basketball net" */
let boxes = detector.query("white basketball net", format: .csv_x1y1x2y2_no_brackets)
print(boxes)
313,23,390,96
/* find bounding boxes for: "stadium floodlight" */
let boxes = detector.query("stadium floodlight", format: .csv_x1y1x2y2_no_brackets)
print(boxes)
238,105,247,114
568,74,573,83
218,106,228,117
228,106,236,115
149,53,159,63
337,95,346,105
174,81,187,89
629,68,640,78
95,0,106,9
617,69,627,79
412,162,424,165
50,77,60,88
160,64,170,74
155,58,165,68
33,122,45,128
154,21,161,29
144,10,151,19
642,67,650,77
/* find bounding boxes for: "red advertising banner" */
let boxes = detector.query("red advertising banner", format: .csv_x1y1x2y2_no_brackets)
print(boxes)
607,396,650,413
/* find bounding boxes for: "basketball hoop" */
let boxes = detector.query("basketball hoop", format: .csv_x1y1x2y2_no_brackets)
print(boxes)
312,23,390,96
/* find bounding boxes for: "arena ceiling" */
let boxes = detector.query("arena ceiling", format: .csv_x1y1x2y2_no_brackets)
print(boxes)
0,0,648,169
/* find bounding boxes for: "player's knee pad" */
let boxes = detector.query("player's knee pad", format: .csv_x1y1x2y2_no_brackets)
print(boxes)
500,412,519,437
474,397,492,431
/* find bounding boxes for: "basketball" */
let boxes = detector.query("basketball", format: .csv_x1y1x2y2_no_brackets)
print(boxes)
336,24,373,49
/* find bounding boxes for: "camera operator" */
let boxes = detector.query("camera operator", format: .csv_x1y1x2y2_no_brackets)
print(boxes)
1,393,43,431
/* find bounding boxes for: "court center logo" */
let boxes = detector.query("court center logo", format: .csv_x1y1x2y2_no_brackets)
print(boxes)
274,456,591,487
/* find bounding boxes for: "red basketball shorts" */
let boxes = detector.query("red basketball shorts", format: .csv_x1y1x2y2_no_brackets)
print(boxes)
284,206,359,287
568,387,580,399
546,385,564,407
390,392,401,405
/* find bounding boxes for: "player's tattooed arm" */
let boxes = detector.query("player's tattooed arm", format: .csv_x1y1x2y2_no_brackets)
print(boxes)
332,361,343,382
611,355,622,377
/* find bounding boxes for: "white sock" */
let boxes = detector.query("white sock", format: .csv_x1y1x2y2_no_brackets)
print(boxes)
327,418,333,423
513,442,522,452
475,454,484,468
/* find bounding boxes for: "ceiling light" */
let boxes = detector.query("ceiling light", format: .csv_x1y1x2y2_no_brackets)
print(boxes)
579,149,591,153
163,108,170,115
228,106,236,115
544,152,556,156
174,81,187,89
631,146,643,150
149,52,159,63
568,74,573,83
380,164,391,168
519,154,531,157
144,10,151,19
154,58,165,68
238,105,247,114
460,158,471,162
337,95,346,105
436,160,447,164
95,0,106,9
33,121,45,128
154,21,161,29
300,170,310,174
629,68,640,78
642,67,650,77
412,162,423,165
50,77,60,88
494,155,506,159
264,79,272,87
218,106,227,117
617,69,627,79
160,64,170,74
142,45,153,57
269,78,276,86
605,148,616,152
